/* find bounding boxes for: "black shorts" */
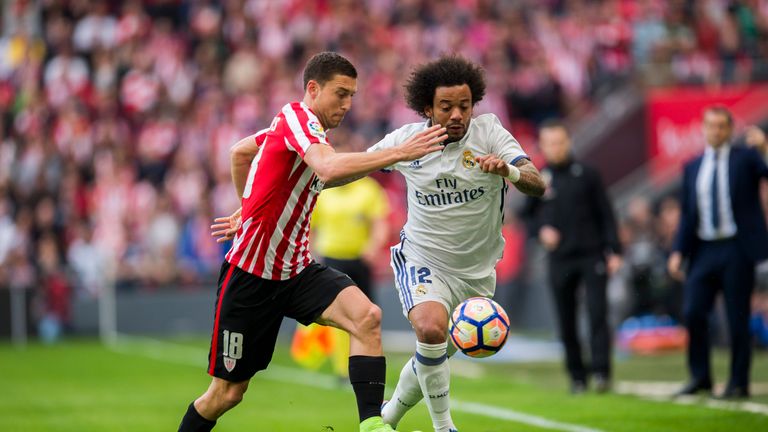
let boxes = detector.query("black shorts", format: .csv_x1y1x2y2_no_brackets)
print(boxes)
207,260,354,382
324,258,372,300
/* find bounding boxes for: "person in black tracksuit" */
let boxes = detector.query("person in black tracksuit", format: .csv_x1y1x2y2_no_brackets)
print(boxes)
521,120,622,394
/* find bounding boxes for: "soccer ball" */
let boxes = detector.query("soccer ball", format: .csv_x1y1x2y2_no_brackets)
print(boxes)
449,297,510,358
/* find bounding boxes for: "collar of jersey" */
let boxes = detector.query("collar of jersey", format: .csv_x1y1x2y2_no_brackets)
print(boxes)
300,101,318,117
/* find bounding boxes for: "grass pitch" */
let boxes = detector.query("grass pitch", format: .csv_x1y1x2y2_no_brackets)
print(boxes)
1,337,766,431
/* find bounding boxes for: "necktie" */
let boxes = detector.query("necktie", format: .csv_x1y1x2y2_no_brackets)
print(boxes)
711,150,720,233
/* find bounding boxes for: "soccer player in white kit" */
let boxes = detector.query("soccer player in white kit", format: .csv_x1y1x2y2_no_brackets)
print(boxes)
369,56,546,432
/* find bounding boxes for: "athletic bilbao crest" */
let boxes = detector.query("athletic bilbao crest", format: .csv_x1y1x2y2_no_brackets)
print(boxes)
223,356,236,372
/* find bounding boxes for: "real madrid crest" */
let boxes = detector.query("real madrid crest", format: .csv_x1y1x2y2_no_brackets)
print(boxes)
462,150,476,169
414,284,428,296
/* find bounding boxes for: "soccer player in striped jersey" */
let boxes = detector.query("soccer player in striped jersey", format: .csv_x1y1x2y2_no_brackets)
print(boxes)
368,56,546,432
178,52,447,432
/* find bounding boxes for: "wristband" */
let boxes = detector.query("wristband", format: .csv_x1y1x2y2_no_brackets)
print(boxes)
506,163,521,183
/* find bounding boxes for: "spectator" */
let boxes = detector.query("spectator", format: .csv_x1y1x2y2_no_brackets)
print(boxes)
0,0,767,342
34,231,70,343
72,0,117,54
655,195,684,321
67,221,107,298
622,197,664,318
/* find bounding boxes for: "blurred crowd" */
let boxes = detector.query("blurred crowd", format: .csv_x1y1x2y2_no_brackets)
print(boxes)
615,195,685,322
1,0,768,335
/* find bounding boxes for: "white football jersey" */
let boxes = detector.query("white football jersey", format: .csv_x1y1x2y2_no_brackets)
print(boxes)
368,114,528,279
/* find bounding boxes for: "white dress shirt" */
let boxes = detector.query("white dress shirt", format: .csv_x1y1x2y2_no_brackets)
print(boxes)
696,144,737,240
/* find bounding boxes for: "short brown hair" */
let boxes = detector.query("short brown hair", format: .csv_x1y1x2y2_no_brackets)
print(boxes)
704,105,734,126
302,52,357,90
539,118,568,133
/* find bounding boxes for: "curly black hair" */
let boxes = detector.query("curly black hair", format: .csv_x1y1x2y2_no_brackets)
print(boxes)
302,52,357,89
405,55,486,118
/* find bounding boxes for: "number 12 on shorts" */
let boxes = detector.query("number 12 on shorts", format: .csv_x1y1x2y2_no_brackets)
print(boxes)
222,330,243,359
408,266,432,285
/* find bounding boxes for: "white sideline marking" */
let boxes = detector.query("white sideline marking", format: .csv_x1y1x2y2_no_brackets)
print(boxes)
452,400,604,432
615,381,768,417
109,336,604,431
111,337,768,420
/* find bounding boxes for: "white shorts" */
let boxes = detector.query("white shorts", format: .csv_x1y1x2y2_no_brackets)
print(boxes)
389,240,496,318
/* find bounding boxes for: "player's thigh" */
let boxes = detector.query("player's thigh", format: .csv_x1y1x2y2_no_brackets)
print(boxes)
209,262,289,381
317,285,380,336
283,262,372,333
390,245,451,317
325,257,373,300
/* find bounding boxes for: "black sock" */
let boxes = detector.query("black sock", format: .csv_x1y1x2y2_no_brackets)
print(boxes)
348,355,386,423
178,402,217,432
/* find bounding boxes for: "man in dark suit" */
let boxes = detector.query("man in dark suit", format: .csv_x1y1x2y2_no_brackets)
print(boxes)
668,106,768,399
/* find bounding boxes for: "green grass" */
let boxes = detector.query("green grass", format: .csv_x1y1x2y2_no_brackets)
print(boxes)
0,337,766,432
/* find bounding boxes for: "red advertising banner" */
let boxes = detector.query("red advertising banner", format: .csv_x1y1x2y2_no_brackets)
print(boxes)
647,85,768,182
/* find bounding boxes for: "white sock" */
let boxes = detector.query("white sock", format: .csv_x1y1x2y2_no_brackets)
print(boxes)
414,341,456,432
381,357,423,427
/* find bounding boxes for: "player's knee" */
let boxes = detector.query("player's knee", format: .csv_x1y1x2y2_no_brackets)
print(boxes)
359,303,382,334
347,302,381,340
220,385,246,409
209,381,248,410
414,321,448,344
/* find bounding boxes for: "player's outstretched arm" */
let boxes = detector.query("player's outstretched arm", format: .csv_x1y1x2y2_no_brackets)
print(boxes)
304,125,447,185
230,133,263,199
476,155,546,197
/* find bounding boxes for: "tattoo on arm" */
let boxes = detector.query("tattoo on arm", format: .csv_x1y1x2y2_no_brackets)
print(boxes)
513,159,546,197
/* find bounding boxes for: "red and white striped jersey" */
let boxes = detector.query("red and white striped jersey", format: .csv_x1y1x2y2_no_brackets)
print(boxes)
225,101,330,280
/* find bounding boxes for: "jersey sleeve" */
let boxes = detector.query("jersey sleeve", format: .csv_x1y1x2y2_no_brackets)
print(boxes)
281,103,330,158
486,114,529,165
253,127,269,146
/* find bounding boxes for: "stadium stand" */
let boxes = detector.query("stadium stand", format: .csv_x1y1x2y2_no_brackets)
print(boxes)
1,0,767,338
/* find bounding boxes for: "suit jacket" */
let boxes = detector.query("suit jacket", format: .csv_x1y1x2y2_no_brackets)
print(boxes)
673,145,768,262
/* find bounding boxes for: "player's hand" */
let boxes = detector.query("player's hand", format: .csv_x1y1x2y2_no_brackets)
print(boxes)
396,125,447,161
538,225,560,251
475,154,510,176
606,253,623,276
211,207,242,243
667,251,685,281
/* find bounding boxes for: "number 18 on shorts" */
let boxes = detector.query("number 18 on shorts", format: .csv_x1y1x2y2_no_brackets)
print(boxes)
221,330,243,372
